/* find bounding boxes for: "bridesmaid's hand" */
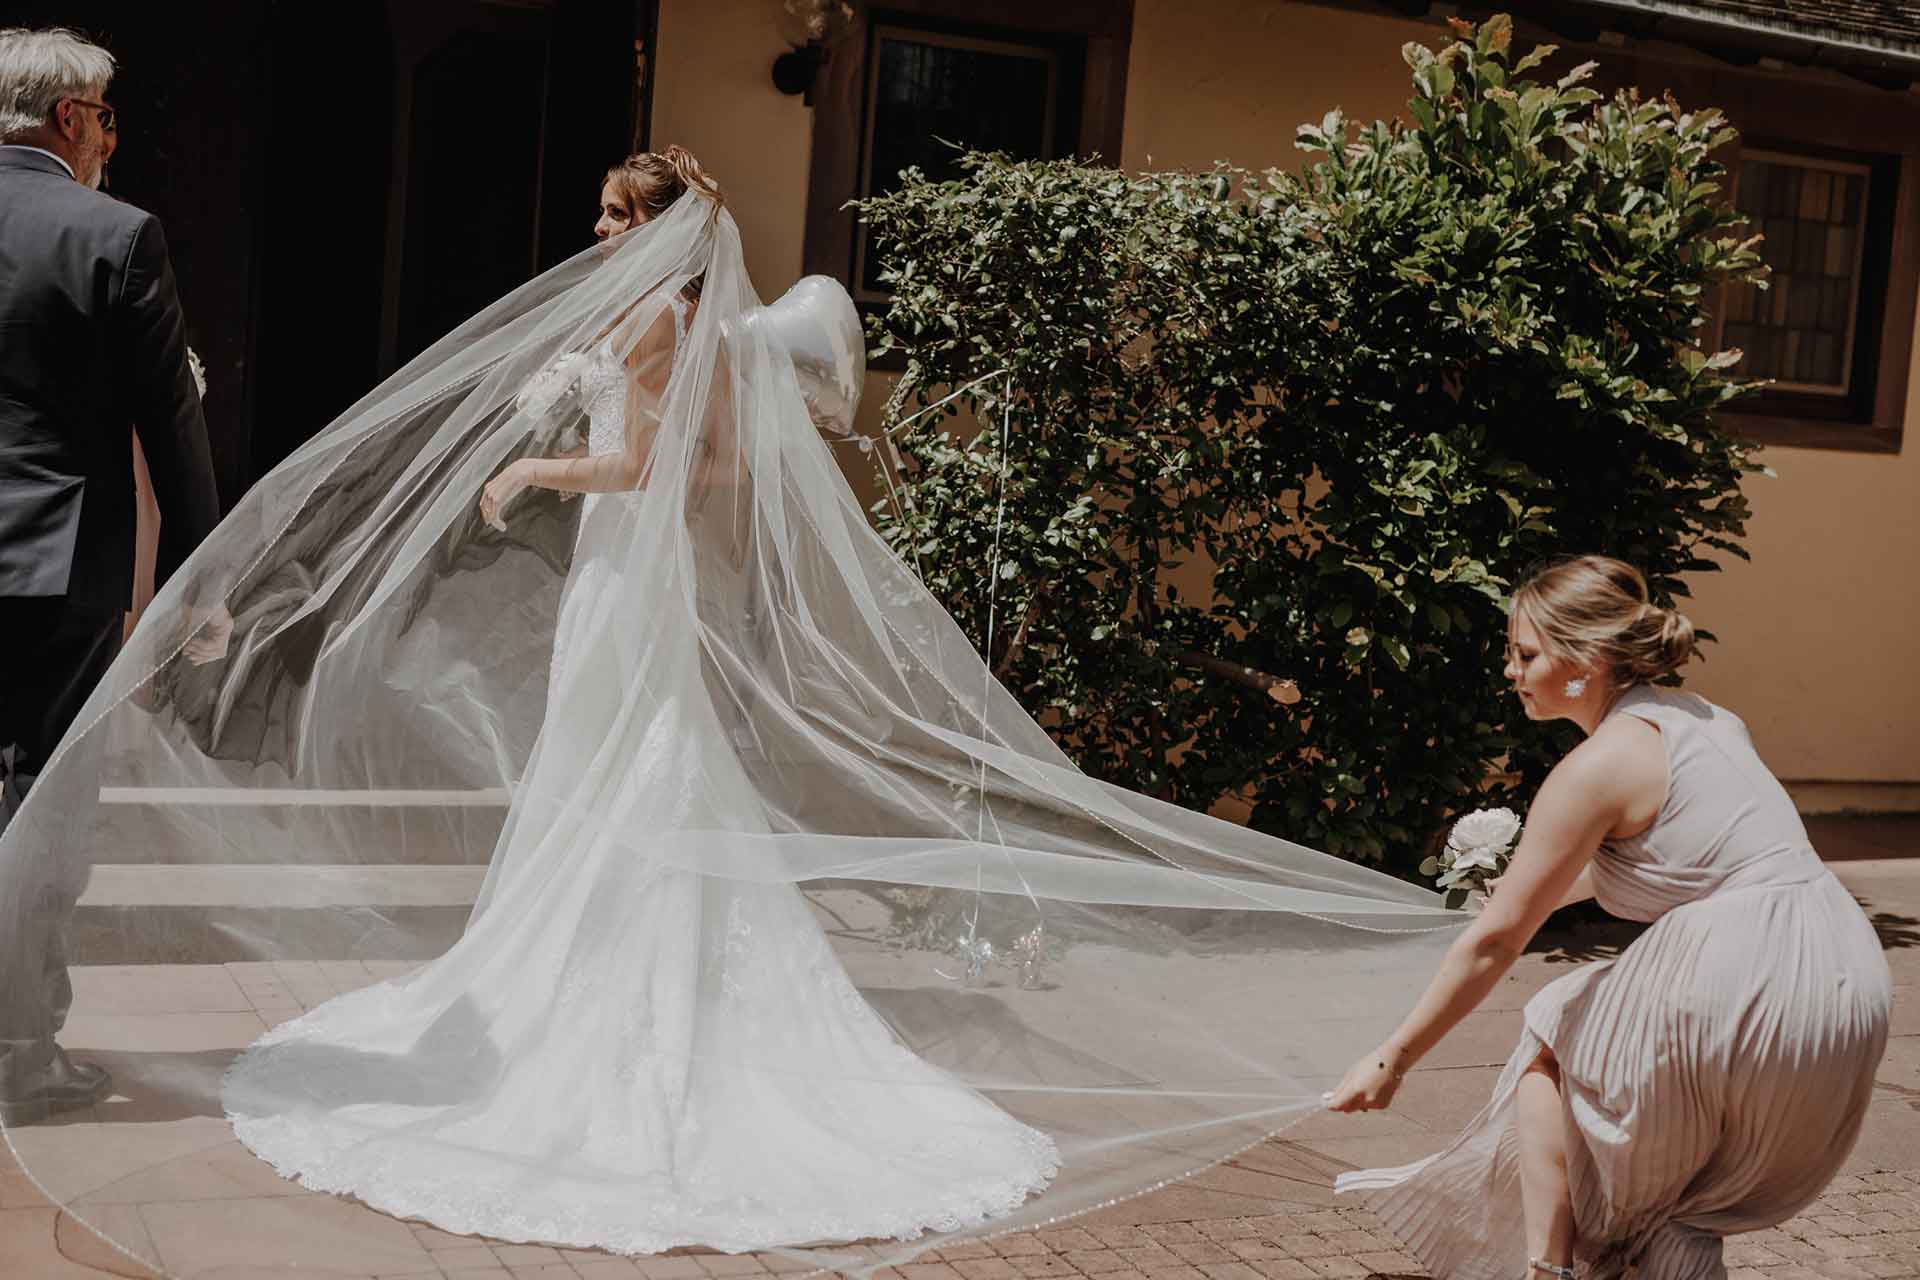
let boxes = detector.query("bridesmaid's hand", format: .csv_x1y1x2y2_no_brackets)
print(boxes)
1464,875,1501,914
1324,1047,1404,1112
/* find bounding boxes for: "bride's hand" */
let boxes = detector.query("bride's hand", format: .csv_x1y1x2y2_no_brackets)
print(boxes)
1324,1046,1405,1112
480,460,534,531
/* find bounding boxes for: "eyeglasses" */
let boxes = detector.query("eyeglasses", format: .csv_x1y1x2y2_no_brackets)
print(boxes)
63,97,116,133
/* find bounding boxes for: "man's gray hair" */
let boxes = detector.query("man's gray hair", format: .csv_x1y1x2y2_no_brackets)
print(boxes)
0,27,115,142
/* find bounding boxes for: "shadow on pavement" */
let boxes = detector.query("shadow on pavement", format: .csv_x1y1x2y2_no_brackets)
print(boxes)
1858,899,1920,949
1525,903,1646,965
1520,891,1920,964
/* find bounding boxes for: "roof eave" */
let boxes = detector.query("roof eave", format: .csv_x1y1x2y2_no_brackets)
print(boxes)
1562,0,1920,84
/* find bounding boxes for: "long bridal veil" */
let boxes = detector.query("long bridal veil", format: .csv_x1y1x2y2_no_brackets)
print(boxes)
0,193,1459,1276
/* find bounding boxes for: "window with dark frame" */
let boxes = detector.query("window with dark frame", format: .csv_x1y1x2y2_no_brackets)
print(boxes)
1713,139,1908,449
1723,150,1872,397
800,2,1130,326
853,20,1082,302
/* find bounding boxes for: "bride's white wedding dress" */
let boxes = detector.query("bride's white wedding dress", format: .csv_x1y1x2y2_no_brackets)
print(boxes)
222,293,1059,1255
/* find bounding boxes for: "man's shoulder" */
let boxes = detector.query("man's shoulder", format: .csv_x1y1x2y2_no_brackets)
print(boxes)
0,166,156,239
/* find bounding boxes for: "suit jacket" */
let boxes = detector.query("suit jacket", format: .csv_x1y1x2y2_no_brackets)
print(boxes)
0,147,221,612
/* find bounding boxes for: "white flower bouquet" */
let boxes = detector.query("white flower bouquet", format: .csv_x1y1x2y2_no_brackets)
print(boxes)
515,352,589,451
1419,806,1523,906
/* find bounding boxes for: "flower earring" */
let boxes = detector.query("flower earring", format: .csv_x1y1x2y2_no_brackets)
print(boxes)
1564,675,1589,699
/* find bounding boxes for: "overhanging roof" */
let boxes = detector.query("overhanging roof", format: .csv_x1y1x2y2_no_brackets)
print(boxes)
1365,1,1920,88
1579,1,1920,59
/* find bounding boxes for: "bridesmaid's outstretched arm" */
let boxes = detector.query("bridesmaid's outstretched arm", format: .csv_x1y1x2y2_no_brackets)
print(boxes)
1325,717,1662,1112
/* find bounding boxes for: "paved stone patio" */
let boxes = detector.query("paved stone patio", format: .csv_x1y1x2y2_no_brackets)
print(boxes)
3,816,1916,1279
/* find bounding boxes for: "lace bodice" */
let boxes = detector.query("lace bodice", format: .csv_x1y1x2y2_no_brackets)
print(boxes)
577,346,628,456
578,294,689,457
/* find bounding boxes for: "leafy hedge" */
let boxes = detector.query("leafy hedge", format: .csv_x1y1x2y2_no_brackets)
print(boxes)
856,14,1768,872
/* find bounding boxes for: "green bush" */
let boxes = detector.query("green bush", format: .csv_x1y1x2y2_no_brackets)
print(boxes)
856,13,1768,872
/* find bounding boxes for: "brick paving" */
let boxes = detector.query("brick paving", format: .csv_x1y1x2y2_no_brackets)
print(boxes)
342,1180,1920,1278
22,1182,1920,1278
4,817,1919,1278
318,1171,1920,1280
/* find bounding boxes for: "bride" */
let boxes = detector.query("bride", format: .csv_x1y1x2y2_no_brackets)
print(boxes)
222,148,1062,1255
0,145,1458,1276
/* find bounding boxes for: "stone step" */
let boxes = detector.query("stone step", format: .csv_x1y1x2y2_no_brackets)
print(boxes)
90,786,508,865
79,863,487,907
67,863,483,964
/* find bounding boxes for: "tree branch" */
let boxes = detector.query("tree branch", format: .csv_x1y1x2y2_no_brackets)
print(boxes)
1137,570,1176,802
993,584,1049,680
1175,650,1302,706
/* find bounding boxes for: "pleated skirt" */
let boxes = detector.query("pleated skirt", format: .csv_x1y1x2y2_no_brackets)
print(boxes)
1336,872,1890,1280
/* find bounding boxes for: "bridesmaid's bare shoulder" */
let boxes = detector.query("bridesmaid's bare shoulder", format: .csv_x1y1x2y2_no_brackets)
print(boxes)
1569,713,1668,840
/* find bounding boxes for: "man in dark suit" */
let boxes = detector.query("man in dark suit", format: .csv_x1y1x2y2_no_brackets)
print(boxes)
0,27,226,1123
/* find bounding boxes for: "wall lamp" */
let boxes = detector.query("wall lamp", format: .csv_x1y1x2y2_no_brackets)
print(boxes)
772,0,861,104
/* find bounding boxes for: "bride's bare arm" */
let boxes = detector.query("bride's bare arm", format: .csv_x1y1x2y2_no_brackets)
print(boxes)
546,443,587,499
688,338,741,497
479,306,677,525
528,306,674,494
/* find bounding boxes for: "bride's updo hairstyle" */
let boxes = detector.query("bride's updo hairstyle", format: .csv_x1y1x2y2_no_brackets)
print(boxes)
1512,555,1698,687
604,145,722,300
606,144,724,219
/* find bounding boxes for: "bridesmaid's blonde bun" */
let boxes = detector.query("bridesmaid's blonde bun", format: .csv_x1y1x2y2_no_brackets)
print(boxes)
1512,555,1697,686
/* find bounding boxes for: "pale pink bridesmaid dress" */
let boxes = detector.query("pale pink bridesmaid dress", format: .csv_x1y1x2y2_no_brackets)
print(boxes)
1338,685,1891,1280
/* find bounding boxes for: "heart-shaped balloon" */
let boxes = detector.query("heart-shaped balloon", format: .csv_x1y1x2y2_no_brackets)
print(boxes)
740,275,866,435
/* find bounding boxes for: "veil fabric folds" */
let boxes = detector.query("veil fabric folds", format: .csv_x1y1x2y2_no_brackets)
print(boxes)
0,192,1461,1276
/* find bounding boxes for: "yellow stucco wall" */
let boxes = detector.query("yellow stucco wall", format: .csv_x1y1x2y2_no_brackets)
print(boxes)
1682,344,1920,787
1118,1,1431,171
651,0,814,298
653,0,1920,794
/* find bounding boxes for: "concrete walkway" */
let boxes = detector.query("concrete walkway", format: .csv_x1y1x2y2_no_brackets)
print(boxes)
4,816,1917,1279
